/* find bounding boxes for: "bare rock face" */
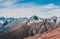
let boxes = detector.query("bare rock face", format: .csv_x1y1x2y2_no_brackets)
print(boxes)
0,18,59,39
27,19,57,36
25,27,60,39
0,23,31,39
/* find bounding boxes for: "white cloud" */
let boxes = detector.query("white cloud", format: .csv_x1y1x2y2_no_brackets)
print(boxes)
1,0,16,7
0,0,5,4
0,3,60,18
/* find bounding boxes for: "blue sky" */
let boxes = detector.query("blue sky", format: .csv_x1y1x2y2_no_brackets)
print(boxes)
14,0,60,5
0,0,60,18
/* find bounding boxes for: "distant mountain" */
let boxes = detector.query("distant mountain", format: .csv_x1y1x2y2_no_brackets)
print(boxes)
0,17,28,34
0,16,59,39
0,17,5,20
29,15,40,21
26,15,41,24
27,19,58,36
51,16,57,23
6,18,15,23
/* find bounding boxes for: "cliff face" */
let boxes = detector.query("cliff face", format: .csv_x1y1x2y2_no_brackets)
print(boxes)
0,18,59,39
25,27,60,39
0,24,30,39
27,20,57,36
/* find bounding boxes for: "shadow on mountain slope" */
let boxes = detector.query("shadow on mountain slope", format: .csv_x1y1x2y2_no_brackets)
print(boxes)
0,19,60,39
25,27,60,39
0,24,30,39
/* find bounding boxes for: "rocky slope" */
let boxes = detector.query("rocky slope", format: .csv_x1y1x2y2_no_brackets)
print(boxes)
25,27,60,39
0,16,59,39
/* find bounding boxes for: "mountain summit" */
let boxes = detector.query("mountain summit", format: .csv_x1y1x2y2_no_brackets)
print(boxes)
29,15,39,20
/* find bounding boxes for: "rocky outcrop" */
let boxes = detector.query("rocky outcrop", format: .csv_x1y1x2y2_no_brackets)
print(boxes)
0,23,30,39
25,27,60,39
27,19,57,36
0,16,59,39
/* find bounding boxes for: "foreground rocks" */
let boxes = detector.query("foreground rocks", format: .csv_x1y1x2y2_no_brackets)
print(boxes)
25,27,60,39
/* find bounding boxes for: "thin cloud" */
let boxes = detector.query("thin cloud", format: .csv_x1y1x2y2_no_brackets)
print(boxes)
0,4,60,18
0,0,60,18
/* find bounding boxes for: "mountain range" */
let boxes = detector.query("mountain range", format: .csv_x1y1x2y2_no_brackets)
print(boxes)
0,15,59,39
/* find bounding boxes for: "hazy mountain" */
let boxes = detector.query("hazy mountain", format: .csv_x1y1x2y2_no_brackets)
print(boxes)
51,16,57,23
0,17,5,21
30,15,39,20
